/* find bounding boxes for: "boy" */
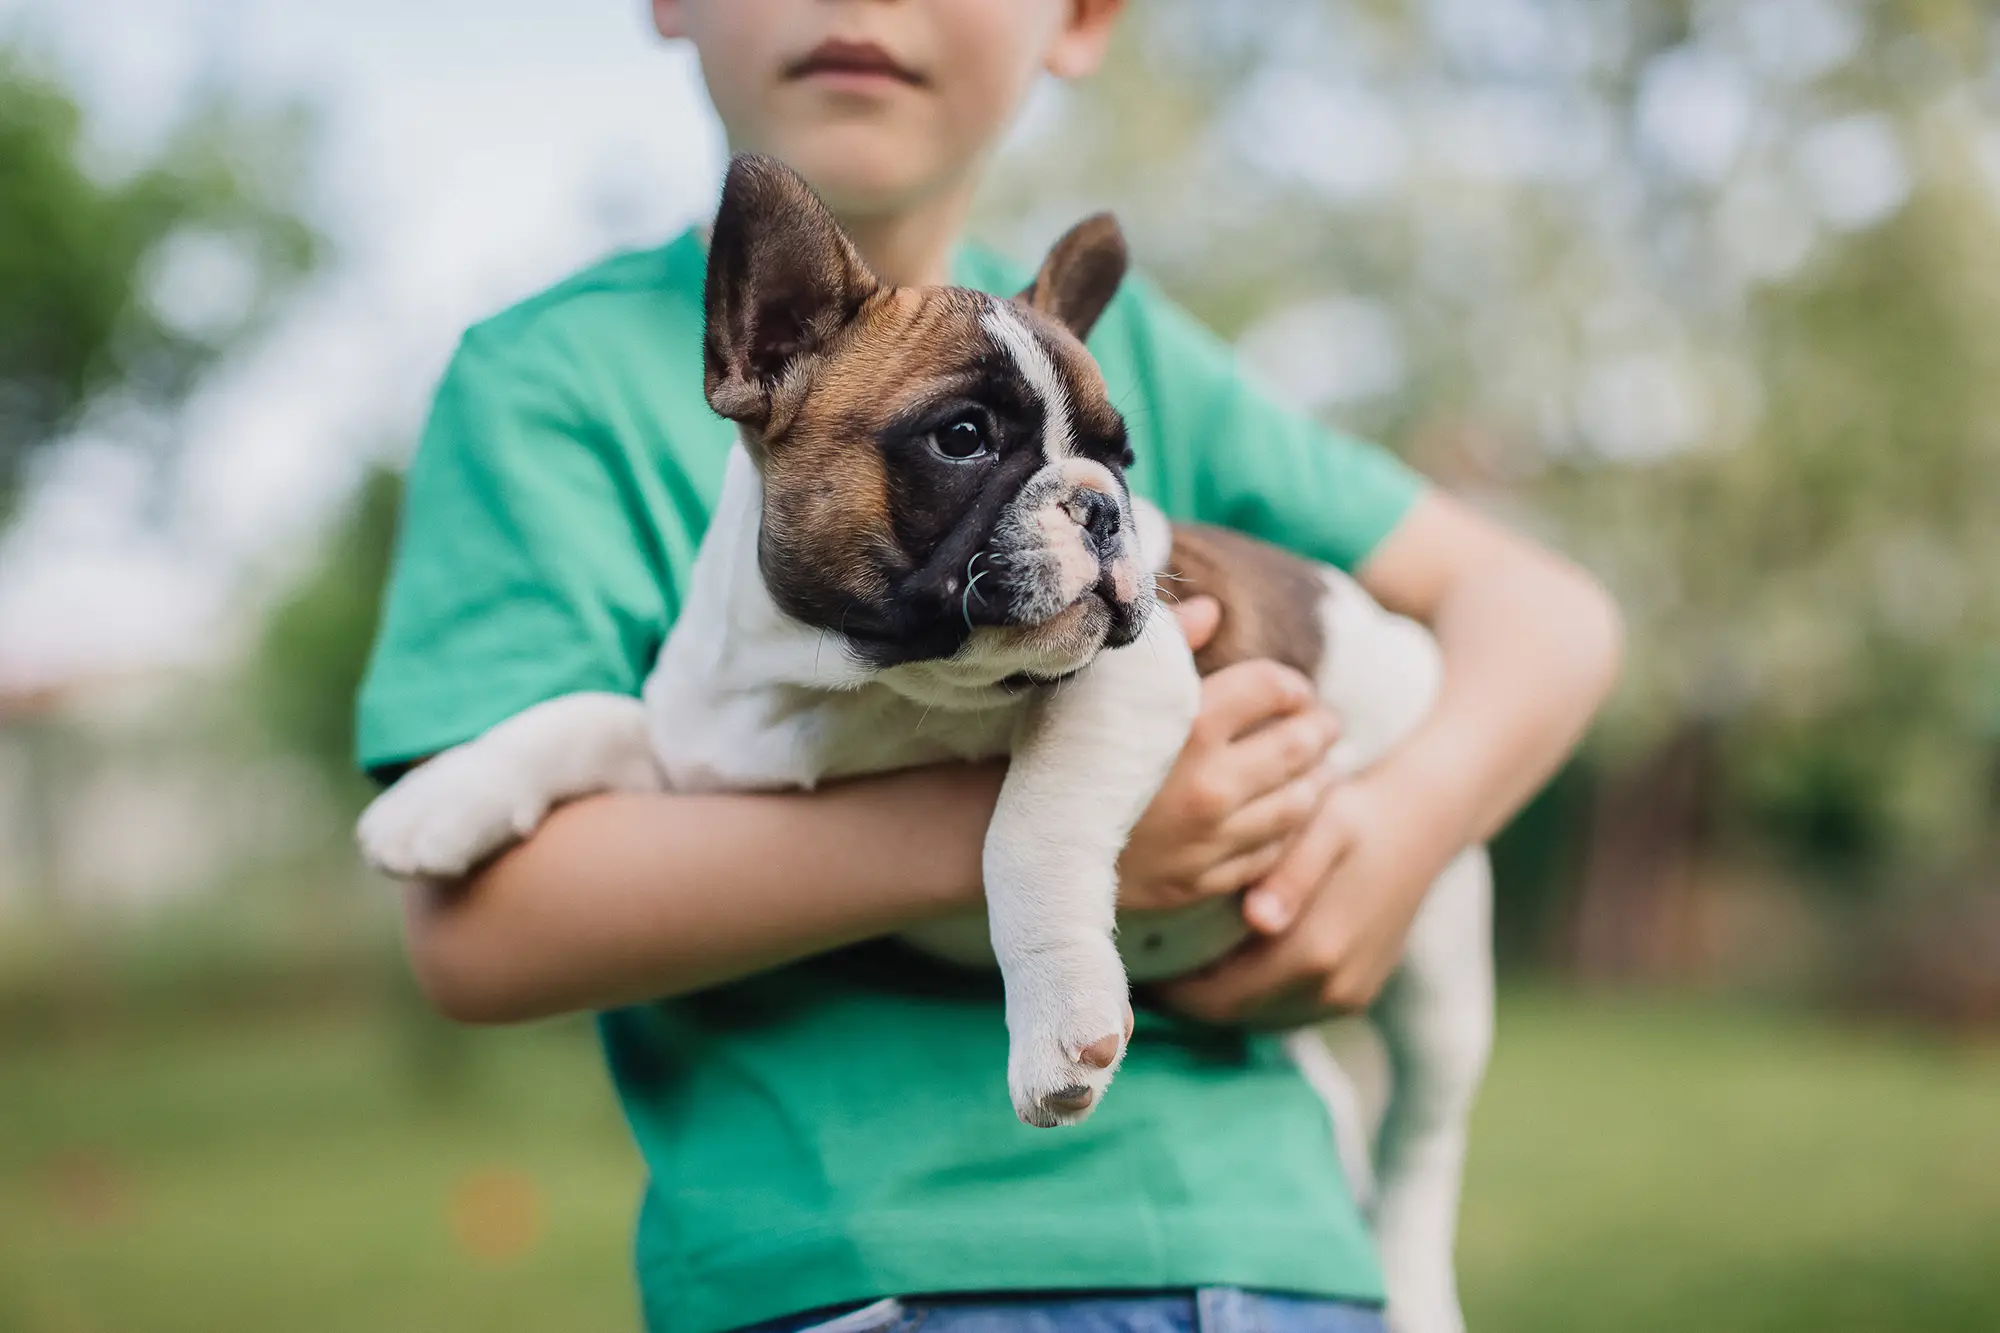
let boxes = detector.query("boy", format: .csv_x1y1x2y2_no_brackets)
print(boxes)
356,3,1622,1331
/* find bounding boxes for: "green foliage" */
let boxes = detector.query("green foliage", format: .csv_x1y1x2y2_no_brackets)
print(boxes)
982,0,2000,891
0,49,320,523
252,466,401,802
1553,148,2000,881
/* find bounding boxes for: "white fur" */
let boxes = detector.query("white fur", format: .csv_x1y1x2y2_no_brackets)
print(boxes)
356,691,663,878
355,456,1490,1332
983,608,1199,1123
981,302,1074,460
1310,562,1493,1333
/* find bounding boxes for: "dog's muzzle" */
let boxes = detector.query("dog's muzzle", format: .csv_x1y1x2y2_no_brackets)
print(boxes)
985,463,1154,650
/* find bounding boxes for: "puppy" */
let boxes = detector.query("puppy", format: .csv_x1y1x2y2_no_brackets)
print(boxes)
359,154,1493,1333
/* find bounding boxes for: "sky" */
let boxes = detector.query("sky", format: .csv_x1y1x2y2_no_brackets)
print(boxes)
0,0,727,689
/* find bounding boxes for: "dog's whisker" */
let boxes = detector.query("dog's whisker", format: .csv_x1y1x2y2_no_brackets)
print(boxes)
962,552,992,631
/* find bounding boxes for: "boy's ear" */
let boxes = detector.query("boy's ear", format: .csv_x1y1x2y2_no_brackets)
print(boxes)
1043,0,1125,80
704,153,879,433
1016,212,1127,343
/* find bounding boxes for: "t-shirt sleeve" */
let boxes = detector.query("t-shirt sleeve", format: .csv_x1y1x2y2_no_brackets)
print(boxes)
354,325,674,779
1108,277,1425,572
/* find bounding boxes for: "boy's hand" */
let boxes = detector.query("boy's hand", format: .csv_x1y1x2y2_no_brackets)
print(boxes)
1116,597,1342,915
1149,766,1461,1026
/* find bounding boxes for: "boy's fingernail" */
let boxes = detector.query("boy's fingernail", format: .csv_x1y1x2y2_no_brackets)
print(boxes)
1245,889,1289,931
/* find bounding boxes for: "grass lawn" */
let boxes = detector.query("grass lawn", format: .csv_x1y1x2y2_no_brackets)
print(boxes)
3,989,1996,1332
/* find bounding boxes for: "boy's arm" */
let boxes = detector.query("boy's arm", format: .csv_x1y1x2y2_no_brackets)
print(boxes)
1155,490,1623,1022
398,602,1345,1023
402,764,998,1023
1359,489,1624,845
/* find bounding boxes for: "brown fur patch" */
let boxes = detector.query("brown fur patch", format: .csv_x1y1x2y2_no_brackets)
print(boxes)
1164,524,1327,679
759,286,995,607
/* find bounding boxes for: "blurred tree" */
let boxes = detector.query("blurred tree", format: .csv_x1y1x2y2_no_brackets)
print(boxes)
0,48,319,525
978,0,2000,980
252,465,400,810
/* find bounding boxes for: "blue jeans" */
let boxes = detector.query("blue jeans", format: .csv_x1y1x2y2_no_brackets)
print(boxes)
739,1290,1388,1333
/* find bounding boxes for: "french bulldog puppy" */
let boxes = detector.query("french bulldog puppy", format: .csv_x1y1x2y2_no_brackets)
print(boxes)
359,154,1493,1333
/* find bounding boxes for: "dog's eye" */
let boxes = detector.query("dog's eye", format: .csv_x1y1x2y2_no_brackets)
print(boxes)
928,417,989,462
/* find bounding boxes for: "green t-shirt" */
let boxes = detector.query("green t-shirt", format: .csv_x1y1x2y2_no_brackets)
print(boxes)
357,229,1423,1333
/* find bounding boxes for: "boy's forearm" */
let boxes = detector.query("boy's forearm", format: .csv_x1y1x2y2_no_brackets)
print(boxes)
404,762,1000,1023
1392,558,1620,845
1361,493,1624,848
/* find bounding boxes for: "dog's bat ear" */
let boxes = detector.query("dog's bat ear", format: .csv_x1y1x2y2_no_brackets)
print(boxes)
704,154,879,434
1017,212,1127,343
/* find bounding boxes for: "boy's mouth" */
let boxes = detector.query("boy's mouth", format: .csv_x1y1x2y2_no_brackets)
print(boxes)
784,39,927,90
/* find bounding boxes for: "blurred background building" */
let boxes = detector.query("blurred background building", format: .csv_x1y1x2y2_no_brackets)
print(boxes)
2,3,1997,1332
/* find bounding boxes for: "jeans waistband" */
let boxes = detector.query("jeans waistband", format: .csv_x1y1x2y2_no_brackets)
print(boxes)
736,1287,1387,1333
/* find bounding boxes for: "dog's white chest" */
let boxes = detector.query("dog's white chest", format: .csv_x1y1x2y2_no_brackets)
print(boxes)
647,676,1020,792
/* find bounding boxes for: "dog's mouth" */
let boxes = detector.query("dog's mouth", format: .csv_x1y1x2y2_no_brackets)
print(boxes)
994,581,1146,663
783,39,928,89
983,537,1150,644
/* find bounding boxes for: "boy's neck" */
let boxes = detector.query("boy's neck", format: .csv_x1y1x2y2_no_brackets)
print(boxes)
835,182,978,289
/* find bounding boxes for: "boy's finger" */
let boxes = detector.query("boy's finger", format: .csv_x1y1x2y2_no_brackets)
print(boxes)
1242,807,1356,934
1213,767,1332,859
1194,660,1319,745
1171,595,1222,651
1158,934,1304,1021
1191,839,1291,900
1213,710,1339,808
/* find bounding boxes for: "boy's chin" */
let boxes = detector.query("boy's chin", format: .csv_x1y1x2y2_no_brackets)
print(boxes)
759,126,962,220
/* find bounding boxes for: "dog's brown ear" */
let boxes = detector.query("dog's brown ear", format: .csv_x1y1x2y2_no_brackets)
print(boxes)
1017,212,1127,342
704,154,878,434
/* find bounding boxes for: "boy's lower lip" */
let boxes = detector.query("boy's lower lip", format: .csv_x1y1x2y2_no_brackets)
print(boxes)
789,67,925,95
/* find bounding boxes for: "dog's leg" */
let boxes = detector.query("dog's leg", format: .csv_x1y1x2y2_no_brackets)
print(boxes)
1368,849,1495,1333
986,612,1201,1127
356,692,663,879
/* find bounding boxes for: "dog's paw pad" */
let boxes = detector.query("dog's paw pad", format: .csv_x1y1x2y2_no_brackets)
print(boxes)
1008,1022,1129,1128
1016,1084,1099,1128
1002,937,1131,1128
1045,1085,1096,1113
1078,1031,1123,1070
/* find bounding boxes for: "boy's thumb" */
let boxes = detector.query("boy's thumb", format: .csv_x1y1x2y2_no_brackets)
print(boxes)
1172,595,1222,651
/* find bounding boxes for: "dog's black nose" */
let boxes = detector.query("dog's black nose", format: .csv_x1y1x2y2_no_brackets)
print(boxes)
1075,488,1121,554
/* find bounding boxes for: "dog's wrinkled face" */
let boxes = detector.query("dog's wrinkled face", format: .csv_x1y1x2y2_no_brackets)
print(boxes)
704,153,1151,689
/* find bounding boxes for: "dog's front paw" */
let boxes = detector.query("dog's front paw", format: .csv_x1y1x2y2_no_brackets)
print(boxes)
356,749,546,880
1003,936,1134,1128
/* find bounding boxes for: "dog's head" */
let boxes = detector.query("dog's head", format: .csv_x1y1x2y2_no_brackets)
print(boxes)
703,153,1150,689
